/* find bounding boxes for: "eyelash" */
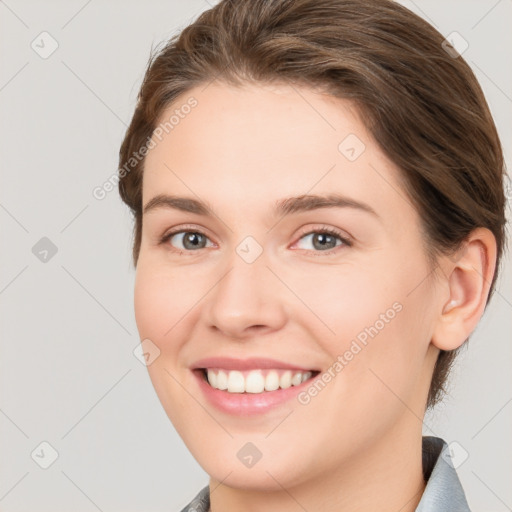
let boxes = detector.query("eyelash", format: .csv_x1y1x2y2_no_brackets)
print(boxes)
158,224,353,256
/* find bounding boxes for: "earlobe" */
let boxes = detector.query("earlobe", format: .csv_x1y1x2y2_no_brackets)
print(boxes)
431,228,497,351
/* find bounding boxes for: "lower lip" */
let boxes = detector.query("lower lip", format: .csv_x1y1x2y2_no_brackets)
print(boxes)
192,370,316,416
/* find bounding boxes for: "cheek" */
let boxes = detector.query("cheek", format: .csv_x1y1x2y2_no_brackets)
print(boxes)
304,253,435,393
134,259,200,345
134,267,167,340
335,278,436,418
283,263,405,353
133,261,200,424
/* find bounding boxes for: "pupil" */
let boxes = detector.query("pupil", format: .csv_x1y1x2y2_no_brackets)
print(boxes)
314,233,336,250
184,232,204,249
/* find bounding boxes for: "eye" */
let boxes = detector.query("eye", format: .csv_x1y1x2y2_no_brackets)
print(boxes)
159,225,351,255
160,229,214,252
293,228,351,253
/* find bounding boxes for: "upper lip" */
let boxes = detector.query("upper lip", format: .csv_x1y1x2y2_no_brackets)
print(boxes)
191,357,318,372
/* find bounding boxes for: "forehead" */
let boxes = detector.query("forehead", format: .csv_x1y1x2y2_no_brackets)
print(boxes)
147,81,369,168
142,81,413,221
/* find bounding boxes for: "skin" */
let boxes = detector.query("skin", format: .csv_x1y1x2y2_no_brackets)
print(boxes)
134,81,496,512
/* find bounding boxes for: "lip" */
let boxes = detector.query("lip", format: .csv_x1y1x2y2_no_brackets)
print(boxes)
191,356,318,372
190,357,320,416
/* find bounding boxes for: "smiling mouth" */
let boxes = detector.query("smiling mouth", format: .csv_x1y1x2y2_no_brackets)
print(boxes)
198,368,320,394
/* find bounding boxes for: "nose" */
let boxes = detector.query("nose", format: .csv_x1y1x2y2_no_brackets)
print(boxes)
202,251,288,340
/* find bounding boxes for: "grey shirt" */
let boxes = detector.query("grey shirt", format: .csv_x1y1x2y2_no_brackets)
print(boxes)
179,436,471,512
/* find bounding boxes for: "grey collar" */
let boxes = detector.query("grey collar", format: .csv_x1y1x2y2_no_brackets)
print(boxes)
416,436,471,511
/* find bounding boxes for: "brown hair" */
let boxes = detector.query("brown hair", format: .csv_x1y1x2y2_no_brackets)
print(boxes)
118,0,507,409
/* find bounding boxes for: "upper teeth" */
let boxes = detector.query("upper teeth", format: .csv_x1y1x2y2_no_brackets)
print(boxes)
206,369,313,393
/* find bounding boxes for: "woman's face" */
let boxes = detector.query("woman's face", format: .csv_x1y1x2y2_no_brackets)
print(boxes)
134,82,441,489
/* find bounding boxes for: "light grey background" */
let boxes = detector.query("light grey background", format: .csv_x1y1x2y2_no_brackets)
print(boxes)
0,1,510,511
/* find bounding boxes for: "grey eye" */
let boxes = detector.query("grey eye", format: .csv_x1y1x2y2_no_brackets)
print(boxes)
296,232,343,251
169,232,212,250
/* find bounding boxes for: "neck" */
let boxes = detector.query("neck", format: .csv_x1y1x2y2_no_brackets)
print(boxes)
209,421,426,512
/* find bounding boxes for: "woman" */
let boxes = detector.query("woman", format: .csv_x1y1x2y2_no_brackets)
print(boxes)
118,0,506,510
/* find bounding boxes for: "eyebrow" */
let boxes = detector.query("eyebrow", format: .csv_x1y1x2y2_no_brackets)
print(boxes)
143,193,379,219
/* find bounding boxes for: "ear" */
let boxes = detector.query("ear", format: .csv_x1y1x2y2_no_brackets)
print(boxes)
431,228,497,351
